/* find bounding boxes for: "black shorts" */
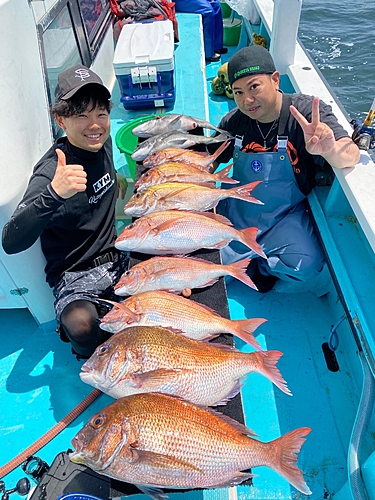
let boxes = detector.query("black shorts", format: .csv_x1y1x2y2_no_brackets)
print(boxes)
53,251,129,323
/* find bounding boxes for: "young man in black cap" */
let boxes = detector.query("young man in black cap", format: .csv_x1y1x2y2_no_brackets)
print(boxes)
212,45,360,292
2,65,128,358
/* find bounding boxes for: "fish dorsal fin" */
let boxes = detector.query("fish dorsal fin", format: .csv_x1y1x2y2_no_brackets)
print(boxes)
193,210,233,226
202,406,258,436
211,139,231,161
183,299,221,317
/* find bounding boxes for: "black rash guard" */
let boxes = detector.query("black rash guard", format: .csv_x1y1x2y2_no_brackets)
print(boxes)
2,137,118,287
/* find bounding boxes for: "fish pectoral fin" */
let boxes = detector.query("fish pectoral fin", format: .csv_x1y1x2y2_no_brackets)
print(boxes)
135,449,203,473
160,185,193,201
153,218,184,233
129,369,181,389
151,267,179,281
169,115,183,127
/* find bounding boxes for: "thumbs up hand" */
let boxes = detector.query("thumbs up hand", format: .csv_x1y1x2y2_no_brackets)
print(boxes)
51,149,87,199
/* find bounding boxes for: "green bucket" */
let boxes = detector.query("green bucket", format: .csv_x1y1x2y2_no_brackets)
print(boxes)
219,0,232,19
115,115,157,179
223,18,242,46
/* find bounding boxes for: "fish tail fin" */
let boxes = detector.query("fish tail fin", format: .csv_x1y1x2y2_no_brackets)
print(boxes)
229,181,264,205
238,228,267,259
254,350,292,395
227,258,257,291
231,317,266,351
210,139,231,162
268,427,312,495
214,163,239,184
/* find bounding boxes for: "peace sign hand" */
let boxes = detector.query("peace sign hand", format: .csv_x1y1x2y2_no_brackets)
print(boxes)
51,149,87,199
290,96,336,155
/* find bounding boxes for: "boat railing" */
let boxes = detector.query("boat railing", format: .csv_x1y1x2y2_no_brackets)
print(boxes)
242,0,375,377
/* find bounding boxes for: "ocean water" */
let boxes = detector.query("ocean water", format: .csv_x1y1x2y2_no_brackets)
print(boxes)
298,0,375,122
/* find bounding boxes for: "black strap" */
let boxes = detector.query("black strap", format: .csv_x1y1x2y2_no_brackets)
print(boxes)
278,93,293,137
91,250,118,268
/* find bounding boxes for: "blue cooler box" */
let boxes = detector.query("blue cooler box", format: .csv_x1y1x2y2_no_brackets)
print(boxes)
113,19,175,110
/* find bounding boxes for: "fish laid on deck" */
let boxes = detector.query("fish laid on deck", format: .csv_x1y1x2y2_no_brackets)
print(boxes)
131,131,231,162
124,181,263,217
132,113,228,137
114,255,258,296
79,325,291,403
115,210,266,257
70,393,312,497
142,139,230,168
99,290,266,349
134,162,237,189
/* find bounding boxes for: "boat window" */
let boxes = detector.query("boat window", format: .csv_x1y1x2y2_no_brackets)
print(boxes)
37,0,111,139
42,5,82,109
79,0,109,42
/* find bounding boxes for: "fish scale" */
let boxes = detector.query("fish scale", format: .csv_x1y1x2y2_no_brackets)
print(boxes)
79,325,291,404
123,181,263,217
131,113,228,138
99,290,266,350
70,393,312,496
115,210,266,258
114,255,259,295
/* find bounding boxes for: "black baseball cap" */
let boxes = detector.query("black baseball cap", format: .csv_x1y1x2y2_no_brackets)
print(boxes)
228,45,276,86
55,64,111,101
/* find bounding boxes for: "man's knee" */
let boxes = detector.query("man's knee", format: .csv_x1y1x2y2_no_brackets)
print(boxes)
60,300,107,355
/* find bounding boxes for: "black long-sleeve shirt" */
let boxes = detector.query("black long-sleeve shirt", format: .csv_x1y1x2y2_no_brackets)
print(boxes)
2,137,118,287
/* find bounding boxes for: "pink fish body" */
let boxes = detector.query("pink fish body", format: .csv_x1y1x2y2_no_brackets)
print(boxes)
143,139,230,168
114,255,257,296
70,393,312,496
100,290,266,350
115,210,266,258
124,181,263,217
80,325,291,403
135,163,237,190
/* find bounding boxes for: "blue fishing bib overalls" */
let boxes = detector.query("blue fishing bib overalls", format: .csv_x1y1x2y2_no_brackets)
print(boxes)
218,112,325,282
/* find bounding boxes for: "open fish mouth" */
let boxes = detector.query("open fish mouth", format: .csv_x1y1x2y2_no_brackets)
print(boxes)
70,436,84,455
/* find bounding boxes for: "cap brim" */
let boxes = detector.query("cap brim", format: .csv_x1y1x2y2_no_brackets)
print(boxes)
61,82,111,100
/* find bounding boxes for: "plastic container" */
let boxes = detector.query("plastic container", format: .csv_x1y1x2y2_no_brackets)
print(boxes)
113,19,175,110
219,0,232,19
223,18,242,46
115,115,158,179
57,494,104,500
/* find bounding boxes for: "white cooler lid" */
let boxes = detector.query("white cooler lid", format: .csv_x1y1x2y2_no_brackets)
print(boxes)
113,19,174,69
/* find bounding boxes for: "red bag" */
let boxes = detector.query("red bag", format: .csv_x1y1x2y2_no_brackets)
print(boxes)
110,0,179,42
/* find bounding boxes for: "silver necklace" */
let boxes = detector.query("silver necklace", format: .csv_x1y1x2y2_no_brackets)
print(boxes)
255,118,278,149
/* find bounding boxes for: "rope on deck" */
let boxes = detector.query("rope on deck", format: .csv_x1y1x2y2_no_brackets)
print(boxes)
0,388,102,479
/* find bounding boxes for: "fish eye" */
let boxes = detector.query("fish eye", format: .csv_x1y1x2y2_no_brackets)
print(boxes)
91,413,106,429
128,223,134,229
125,270,130,275
135,193,141,198
98,344,110,356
